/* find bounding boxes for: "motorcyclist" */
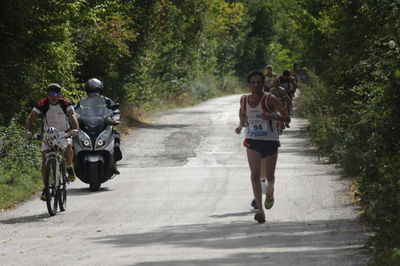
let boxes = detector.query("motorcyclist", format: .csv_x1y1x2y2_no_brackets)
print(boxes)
75,78,122,169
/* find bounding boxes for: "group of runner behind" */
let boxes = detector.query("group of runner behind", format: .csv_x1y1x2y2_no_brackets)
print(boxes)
235,65,298,223
264,64,298,133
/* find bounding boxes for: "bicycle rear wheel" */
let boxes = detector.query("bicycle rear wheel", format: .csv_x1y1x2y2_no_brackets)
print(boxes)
45,158,58,216
58,164,67,212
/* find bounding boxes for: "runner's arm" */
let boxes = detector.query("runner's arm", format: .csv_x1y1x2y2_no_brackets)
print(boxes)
282,90,291,108
290,77,297,91
235,96,247,134
239,108,247,127
271,96,290,123
261,96,290,123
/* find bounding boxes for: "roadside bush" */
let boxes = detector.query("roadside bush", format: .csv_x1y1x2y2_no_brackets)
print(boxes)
299,65,400,264
190,72,218,101
0,116,41,209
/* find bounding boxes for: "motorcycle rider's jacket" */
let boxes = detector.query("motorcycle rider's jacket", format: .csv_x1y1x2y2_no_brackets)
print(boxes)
32,97,73,132
75,94,120,121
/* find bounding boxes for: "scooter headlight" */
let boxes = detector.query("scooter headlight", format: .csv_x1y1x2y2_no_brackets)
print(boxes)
83,139,91,147
97,139,105,147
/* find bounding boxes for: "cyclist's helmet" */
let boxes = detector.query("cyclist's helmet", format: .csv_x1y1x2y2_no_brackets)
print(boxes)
46,83,61,96
86,78,103,93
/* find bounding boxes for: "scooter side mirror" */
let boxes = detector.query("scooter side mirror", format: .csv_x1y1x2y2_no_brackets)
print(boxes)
110,103,120,110
105,117,120,126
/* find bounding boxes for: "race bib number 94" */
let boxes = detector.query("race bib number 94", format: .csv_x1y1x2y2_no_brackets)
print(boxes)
248,118,268,137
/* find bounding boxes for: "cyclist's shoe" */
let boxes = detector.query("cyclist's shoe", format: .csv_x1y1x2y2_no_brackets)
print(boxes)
251,199,258,209
40,189,47,201
285,123,290,128
66,166,76,182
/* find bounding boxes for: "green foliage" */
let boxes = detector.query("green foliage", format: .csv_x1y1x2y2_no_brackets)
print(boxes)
0,0,272,115
234,0,275,76
266,42,299,74
0,0,82,123
287,0,400,263
0,116,41,209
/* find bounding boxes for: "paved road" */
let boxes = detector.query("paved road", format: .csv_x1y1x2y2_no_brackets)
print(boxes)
0,95,369,265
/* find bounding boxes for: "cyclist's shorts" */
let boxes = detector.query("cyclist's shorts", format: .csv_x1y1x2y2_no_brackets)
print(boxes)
41,137,72,151
243,139,280,158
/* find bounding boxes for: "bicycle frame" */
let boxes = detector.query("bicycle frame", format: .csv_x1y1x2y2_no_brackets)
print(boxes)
45,147,65,186
42,131,70,216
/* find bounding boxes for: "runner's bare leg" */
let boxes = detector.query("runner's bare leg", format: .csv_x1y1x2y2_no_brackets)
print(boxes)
247,148,264,213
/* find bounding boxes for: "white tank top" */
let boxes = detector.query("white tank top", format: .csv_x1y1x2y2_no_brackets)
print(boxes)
264,74,275,90
242,93,279,141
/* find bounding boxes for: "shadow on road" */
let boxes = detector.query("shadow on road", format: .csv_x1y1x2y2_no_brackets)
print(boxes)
67,187,112,197
210,211,253,218
0,213,49,224
89,218,369,265
137,122,191,130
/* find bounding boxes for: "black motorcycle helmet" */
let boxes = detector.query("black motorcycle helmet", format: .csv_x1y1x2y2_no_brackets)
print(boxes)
85,78,103,93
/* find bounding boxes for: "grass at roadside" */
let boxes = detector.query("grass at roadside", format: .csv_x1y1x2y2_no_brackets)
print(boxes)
0,170,42,210
0,117,42,210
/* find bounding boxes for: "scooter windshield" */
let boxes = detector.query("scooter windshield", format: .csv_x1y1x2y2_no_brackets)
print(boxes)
76,96,113,127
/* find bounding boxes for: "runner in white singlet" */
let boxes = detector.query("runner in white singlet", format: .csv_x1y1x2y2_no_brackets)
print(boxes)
263,65,277,92
235,71,290,223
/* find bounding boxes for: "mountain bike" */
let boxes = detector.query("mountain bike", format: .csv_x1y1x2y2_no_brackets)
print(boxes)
38,128,72,216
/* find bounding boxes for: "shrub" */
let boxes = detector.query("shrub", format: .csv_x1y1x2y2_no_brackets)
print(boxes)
0,116,41,209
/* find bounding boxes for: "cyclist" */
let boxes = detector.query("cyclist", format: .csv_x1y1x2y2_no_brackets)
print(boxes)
75,78,122,165
263,65,277,92
235,71,290,223
25,83,79,200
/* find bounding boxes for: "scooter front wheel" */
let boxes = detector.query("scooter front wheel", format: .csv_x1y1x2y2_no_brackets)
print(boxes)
87,162,101,192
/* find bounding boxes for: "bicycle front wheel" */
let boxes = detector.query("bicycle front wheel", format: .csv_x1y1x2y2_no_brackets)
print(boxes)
58,164,67,212
45,158,58,216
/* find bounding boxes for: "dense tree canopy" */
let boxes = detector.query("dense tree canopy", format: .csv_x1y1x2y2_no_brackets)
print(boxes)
0,0,275,123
